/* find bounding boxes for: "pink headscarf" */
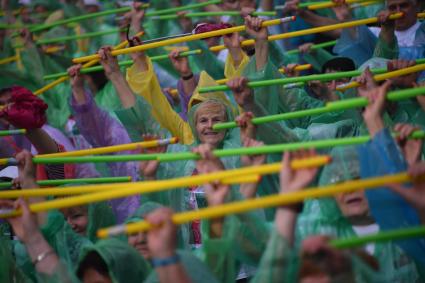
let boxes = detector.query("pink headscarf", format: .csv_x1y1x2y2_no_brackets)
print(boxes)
193,22,233,35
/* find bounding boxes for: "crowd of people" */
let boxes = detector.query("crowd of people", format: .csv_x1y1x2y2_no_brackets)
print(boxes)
0,0,424,282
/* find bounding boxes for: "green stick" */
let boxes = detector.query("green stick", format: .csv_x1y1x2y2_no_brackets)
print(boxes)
24,6,135,34
285,40,337,55
0,176,132,189
298,1,323,7
213,86,425,130
0,23,41,29
152,11,276,20
12,131,423,165
298,0,383,8
199,58,425,93
145,0,222,16
43,49,202,80
13,28,125,49
331,226,425,249
0,129,26,137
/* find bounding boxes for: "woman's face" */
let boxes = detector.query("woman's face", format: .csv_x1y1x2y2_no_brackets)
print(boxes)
61,206,89,236
127,231,150,259
334,190,369,218
195,103,227,148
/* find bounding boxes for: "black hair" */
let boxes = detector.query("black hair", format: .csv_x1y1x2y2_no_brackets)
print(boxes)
322,57,356,74
77,251,110,280
85,70,109,91
0,87,13,96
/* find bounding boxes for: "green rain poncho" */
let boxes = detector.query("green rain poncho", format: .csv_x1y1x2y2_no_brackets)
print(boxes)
242,55,361,134
126,202,220,283
296,146,421,282
86,202,117,243
0,235,30,283
357,58,425,132
13,210,91,282
77,238,151,283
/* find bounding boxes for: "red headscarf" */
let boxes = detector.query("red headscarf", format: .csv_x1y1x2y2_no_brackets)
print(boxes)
0,86,48,129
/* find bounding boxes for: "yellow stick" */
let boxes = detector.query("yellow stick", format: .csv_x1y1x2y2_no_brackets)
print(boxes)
0,137,178,165
36,137,178,158
209,13,403,52
72,18,295,63
169,63,313,94
350,0,382,9
0,55,18,65
0,156,330,217
0,174,260,199
34,31,144,96
98,172,412,237
336,63,425,91
215,64,313,85
308,0,383,10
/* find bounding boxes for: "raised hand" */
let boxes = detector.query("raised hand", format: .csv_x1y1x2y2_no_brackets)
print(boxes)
193,144,228,207
139,134,167,180
356,67,378,97
67,64,84,90
145,207,177,258
177,11,193,33
1,198,39,243
226,77,254,109
331,0,352,21
98,46,121,78
240,137,266,167
394,123,423,165
168,50,192,77
14,149,37,189
387,60,417,88
279,149,319,193
235,111,256,141
244,15,268,41
388,161,425,224
361,80,392,136
282,63,301,77
298,42,314,54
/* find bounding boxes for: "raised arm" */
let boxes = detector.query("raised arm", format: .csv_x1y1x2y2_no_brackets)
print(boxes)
227,77,299,144
126,41,194,144
68,65,140,222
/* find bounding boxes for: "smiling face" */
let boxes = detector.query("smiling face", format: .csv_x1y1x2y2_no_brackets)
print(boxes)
386,0,418,31
194,102,227,148
334,191,369,218
127,232,150,259
61,206,89,236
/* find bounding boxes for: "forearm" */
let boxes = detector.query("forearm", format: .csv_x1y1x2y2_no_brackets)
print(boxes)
275,208,298,246
72,84,86,105
156,263,193,283
181,77,197,96
109,72,136,108
255,40,269,71
364,115,385,137
228,47,244,69
24,232,60,276
243,102,299,144
240,182,258,199
299,10,341,38
25,129,59,154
